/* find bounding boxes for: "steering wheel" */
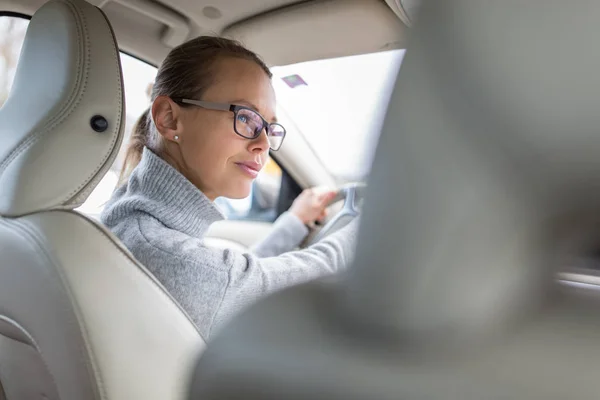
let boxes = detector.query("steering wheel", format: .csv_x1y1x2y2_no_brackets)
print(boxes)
303,183,366,246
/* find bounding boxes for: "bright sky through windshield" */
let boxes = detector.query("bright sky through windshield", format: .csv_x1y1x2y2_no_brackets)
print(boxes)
272,49,405,181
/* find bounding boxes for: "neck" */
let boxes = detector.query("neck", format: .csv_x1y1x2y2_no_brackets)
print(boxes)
104,146,224,238
159,146,219,202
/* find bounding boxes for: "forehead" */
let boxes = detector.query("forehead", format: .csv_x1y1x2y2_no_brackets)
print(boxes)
204,57,276,120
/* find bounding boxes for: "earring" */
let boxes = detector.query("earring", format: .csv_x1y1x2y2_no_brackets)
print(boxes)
174,135,179,141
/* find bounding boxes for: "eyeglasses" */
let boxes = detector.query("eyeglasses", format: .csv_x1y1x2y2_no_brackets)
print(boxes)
176,98,287,151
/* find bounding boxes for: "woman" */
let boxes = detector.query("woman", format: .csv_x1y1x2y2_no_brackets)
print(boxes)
101,36,358,340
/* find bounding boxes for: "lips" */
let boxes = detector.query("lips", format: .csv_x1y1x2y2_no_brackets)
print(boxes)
235,161,262,178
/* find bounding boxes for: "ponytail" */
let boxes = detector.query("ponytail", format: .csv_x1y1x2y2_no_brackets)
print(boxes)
118,108,150,186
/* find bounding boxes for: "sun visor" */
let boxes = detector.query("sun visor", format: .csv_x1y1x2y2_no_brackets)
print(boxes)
223,0,407,67
385,0,421,26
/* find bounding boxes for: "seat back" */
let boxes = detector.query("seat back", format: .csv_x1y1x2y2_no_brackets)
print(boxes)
189,0,600,398
0,1,204,399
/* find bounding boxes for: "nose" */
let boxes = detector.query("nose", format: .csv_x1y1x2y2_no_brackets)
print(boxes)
248,129,270,153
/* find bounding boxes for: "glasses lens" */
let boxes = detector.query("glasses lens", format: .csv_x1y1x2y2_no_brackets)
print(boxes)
235,108,264,138
267,124,286,151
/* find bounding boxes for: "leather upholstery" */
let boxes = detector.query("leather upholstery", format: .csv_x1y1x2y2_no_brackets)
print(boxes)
189,0,600,399
0,1,205,399
0,0,123,217
0,212,205,399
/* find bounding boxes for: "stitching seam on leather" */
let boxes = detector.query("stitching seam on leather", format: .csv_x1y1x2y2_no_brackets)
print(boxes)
0,315,60,397
72,211,205,339
64,4,123,205
10,216,106,400
0,0,123,215
0,315,40,351
0,218,90,400
0,0,85,176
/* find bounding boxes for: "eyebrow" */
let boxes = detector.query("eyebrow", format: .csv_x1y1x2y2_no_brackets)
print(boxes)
230,99,278,123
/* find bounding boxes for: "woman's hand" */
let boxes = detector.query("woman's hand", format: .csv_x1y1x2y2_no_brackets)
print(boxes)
289,187,338,226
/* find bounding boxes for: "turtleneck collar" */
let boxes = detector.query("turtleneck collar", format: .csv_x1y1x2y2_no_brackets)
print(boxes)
101,147,224,238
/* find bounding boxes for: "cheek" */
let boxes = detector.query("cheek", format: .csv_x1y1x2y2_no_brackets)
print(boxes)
183,117,246,174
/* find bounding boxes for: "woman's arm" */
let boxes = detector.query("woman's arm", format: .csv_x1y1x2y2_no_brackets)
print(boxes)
211,218,359,335
250,211,309,257
251,187,337,257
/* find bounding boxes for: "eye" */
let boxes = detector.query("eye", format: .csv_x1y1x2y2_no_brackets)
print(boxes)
237,109,263,129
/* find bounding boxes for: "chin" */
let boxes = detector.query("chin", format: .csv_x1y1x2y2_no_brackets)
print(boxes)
223,181,253,199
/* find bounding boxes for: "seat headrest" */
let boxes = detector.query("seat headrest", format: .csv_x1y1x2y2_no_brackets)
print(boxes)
345,0,600,341
188,2,600,399
0,0,124,217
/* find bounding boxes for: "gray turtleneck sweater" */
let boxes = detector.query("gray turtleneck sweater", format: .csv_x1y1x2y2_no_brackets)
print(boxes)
101,148,358,340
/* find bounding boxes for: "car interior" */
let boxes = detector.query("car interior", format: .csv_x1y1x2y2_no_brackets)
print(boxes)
0,0,410,253
2,0,600,398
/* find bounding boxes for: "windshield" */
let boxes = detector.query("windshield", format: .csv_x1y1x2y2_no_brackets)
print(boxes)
271,49,405,182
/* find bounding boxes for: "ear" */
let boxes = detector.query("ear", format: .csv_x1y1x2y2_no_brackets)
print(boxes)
152,96,184,142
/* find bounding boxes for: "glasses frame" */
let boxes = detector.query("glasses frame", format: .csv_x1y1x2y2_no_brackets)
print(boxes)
175,98,286,151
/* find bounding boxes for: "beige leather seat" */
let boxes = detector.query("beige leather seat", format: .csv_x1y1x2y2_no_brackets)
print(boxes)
189,1,600,398
0,0,204,399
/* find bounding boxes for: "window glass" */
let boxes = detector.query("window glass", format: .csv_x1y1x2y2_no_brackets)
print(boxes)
0,16,28,107
271,50,405,182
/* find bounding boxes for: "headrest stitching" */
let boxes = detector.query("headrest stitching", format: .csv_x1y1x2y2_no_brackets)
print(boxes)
0,0,85,178
62,5,123,206
0,314,62,397
0,0,123,211
6,216,106,399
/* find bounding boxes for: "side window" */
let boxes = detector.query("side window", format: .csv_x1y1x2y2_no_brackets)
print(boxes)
215,157,283,222
0,15,28,107
0,15,157,219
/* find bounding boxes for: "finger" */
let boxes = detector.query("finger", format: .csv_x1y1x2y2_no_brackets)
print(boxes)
317,190,336,202
313,186,335,198
319,191,337,206
301,189,312,199
317,210,328,222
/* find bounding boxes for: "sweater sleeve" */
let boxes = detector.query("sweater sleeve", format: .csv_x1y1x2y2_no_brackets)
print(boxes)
250,211,309,257
210,218,359,336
